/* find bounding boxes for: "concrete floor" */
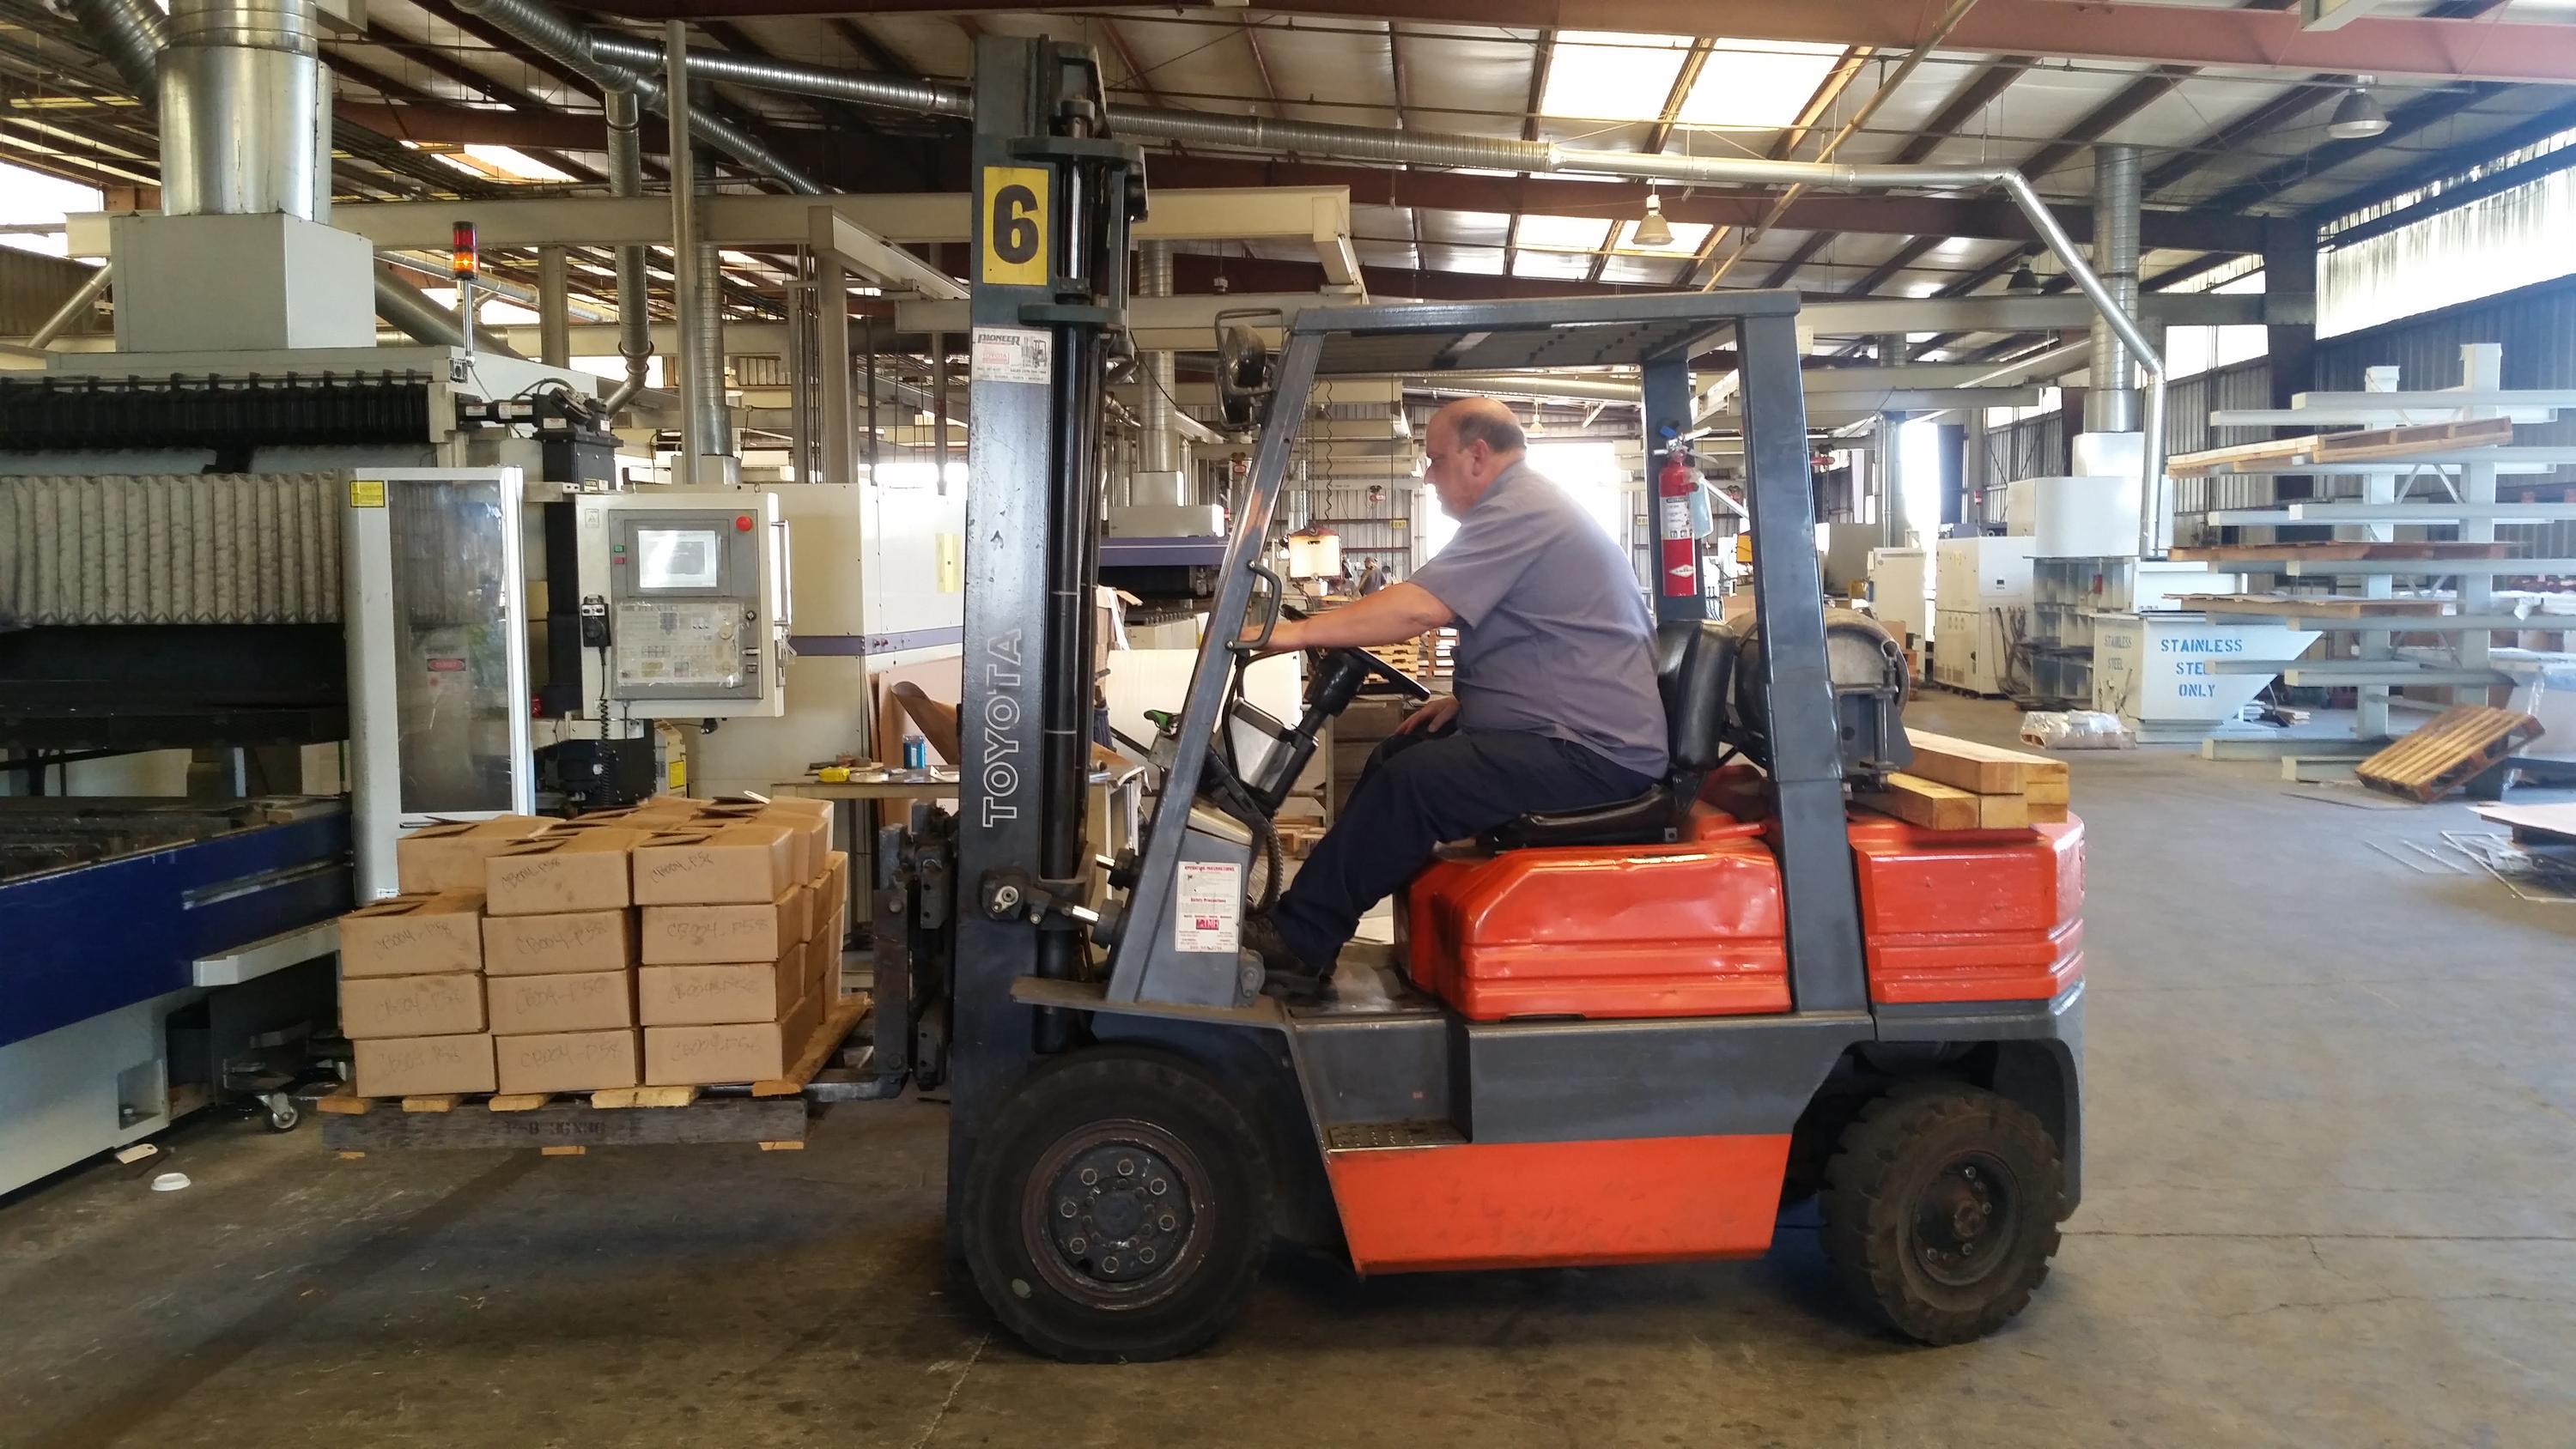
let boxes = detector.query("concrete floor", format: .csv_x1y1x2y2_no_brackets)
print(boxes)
9,695,2576,1448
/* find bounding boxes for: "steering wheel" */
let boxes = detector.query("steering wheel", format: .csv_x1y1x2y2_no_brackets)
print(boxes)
1327,645,1431,701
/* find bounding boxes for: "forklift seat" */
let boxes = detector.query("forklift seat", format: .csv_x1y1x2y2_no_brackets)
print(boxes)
1485,619,1737,849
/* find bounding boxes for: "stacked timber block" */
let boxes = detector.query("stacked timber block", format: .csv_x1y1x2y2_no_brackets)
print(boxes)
1856,731,2071,831
635,797,847,1086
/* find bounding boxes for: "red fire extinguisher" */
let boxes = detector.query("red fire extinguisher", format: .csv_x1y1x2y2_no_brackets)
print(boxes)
1656,444,1698,601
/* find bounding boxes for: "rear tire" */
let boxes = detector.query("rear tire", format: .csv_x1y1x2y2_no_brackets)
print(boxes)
1818,1082,2063,1345
962,1048,1274,1362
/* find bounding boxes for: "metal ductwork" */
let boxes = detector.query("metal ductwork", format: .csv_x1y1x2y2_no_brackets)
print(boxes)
371,266,527,360
160,0,329,222
452,0,824,196
601,88,653,412
59,0,165,96
566,27,2172,515
1138,240,1179,476
2085,143,2142,435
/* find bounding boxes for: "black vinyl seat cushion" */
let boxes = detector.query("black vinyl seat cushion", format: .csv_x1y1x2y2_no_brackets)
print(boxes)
1486,620,1739,850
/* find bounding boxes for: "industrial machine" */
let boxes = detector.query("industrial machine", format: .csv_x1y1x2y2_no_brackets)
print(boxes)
1934,535,2038,697
871,36,2084,1363
0,0,671,1185
568,490,791,723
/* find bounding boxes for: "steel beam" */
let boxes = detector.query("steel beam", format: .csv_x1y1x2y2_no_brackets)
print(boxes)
602,0,2576,84
810,203,964,299
235,185,1356,258
1700,388,2041,429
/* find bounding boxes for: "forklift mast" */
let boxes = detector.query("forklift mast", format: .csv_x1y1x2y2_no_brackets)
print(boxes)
945,35,1146,1216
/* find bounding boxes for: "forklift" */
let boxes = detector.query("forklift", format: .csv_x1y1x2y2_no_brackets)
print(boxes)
874,36,2085,1362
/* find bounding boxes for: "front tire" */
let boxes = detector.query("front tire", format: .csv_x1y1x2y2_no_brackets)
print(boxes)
1819,1082,2063,1345
962,1048,1275,1362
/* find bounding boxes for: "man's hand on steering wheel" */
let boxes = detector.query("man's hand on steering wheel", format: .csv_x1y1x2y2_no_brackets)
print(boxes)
1394,695,1459,736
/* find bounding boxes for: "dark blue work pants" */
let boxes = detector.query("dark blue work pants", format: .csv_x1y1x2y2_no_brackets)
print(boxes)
1270,725,1654,971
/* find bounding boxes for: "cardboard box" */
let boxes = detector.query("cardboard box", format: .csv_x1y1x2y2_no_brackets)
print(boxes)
638,956,803,1026
337,892,485,978
395,815,556,894
482,909,634,977
483,828,651,915
631,824,797,906
488,969,637,1035
639,889,799,965
353,1033,495,1096
756,805,831,882
644,989,821,1086
340,972,485,1039
569,799,703,830
818,849,849,912
495,1028,641,1094
806,919,842,1005
787,880,816,948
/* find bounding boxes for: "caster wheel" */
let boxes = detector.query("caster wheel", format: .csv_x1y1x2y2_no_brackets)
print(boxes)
264,1096,301,1133
962,1048,1273,1363
1820,1082,2063,1345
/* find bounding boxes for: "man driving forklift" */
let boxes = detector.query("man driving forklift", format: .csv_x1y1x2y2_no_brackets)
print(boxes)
1240,397,1669,997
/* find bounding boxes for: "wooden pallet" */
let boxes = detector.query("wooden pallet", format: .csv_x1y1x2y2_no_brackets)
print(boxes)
1273,820,1328,859
2354,706,2545,803
319,997,871,1155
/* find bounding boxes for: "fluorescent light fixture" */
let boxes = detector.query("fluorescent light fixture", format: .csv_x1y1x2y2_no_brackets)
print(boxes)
461,145,574,183
1539,31,1692,124
1512,214,1616,252
1676,40,1847,130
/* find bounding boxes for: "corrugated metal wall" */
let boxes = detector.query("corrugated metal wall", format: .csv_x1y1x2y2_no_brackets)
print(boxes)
2166,361,2277,520
0,252,112,337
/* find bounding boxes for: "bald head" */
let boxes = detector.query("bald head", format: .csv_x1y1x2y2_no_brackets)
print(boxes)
1423,396,1528,519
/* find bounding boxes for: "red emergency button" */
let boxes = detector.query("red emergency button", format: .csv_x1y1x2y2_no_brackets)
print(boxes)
735,513,754,531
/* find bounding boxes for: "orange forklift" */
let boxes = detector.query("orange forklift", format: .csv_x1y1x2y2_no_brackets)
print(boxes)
872,36,2083,1363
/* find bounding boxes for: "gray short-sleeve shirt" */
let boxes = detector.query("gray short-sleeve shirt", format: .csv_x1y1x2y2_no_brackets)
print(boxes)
1408,460,1668,779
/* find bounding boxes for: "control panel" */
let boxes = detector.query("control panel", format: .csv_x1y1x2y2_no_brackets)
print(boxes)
574,489,788,718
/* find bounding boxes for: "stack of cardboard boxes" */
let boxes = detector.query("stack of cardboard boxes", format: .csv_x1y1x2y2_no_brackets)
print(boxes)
634,797,845,1086
338,797,848,1099
482,825,652,1095
337,812,557,1096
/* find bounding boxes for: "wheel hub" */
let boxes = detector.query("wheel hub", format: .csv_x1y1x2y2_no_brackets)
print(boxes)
1025,1121,1205,1305
1911,1152,2016,1288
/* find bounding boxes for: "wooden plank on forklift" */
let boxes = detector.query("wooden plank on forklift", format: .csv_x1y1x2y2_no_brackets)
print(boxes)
1903,730,2067,795
1856,773,1981,830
